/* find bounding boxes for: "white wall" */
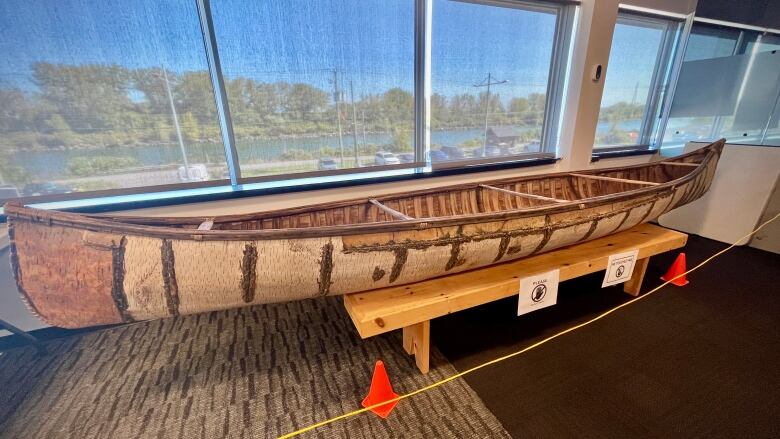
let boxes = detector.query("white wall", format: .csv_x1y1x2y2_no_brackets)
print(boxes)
659,143,780,245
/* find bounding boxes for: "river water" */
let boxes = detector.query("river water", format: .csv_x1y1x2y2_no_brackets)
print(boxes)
11,120,640,179
11,129,484,179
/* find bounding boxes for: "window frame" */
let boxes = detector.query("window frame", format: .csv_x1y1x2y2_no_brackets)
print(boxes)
593,8,683,154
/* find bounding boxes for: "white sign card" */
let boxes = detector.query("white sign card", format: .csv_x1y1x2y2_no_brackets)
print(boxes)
517,269,560,316
601,249,640,287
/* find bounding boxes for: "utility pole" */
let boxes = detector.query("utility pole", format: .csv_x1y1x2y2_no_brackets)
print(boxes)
473,73,508,156
361,106,367,148
349,80,360,167
331,69,345,164
162,66,190,179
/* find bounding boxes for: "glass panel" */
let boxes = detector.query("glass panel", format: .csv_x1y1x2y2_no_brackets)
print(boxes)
0,0,226,204
662,23,780,149
595,14,668,148
430,0,558,164
683,24,740,62
210,0,414,178
761,90,780,146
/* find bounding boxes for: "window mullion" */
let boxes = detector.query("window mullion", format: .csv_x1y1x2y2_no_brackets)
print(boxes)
541,4,575,154
639,21,678,146
195,0,241,186
653,13,694,149
415,0,432,167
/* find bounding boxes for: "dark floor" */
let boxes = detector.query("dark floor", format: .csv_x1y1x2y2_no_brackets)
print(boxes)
0,298,509,438
1,235,778,438
435,235,780,438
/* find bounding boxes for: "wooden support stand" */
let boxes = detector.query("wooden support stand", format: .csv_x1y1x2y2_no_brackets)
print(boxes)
344,224,687,373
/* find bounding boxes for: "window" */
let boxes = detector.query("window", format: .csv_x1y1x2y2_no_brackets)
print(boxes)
210,0,416,181
429,0,572,166
662,23,780,149
0,0,577,210
595,11,681,150
0,0,227,204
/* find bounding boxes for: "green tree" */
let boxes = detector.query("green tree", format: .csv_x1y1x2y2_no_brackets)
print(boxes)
448,94,479,127
32,62,133,133
281,83,328,120
174,71,218,124
381,88,414,126
430,93,450,129
180,112,200,141
0,151,32,187
390,126,412,152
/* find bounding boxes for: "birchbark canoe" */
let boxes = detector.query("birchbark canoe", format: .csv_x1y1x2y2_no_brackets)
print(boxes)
4,139,724,328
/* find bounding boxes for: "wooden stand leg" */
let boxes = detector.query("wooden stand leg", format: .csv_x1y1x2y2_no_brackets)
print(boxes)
623,257,650,297
402,321,430,374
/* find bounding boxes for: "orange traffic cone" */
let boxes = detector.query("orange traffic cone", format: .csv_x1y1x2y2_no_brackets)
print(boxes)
661,252,689,286
362,360,399,418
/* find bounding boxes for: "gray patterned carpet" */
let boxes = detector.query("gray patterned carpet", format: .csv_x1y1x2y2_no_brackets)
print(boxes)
0,297,510,438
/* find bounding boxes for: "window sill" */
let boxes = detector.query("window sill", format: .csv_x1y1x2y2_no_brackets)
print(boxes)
591,147,658,162
1,156,558,218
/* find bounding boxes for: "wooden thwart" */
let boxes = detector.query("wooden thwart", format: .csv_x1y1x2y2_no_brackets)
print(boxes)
659,161,699,167
570,173,661,186
369,199,413,220
479,184,569,204
197,219,215,231
343,223,688,373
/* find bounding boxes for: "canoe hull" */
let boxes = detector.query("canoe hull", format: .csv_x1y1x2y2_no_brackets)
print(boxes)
8,142,721,328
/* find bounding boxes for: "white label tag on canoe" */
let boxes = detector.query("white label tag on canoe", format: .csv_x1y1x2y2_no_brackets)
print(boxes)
518,269,560,316
601,250,639,287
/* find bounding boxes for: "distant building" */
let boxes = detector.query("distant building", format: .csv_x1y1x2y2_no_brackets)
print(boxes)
486,125,521,148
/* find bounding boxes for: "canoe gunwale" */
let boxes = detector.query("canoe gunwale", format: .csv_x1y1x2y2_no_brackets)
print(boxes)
3,140,724,241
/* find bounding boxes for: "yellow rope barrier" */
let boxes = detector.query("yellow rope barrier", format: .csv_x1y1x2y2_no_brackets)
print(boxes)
279,212,780,438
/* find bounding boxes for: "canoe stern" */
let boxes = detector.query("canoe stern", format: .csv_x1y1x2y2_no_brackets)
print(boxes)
9,219,127,328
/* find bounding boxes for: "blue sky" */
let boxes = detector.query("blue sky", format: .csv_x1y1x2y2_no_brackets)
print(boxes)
0,0,658,105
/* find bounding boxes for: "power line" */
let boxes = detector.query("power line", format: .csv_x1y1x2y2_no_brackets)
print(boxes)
473,73,508,155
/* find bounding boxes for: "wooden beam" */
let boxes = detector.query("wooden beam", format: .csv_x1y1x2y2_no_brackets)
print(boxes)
402,321,430,374
343,224,688,339
479,184,569,204
659,161,699,167
623,257,649,296
369,199,413,220
570,173,660,186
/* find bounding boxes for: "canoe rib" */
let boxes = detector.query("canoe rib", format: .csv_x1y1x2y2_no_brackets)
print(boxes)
479,184,569,203
4,139,725,328
570,173,661,186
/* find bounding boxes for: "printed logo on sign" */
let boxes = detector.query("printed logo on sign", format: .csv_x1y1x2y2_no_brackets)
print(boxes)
518,269,560,316
602,250,639,287
531,283,547,302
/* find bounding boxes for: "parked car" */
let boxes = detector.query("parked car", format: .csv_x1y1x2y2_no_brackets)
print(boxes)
429,150,448,162
0,184,20,205
374,152,400,166
318,157,338,171
23,182,74,197
397,153,415,164
440,146,465,160
178,164,209,182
